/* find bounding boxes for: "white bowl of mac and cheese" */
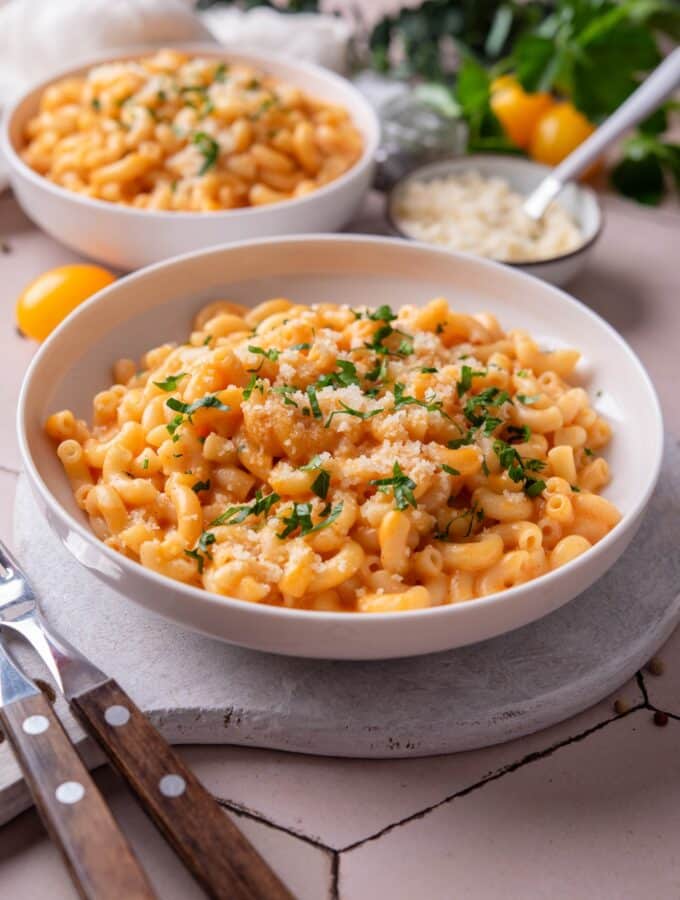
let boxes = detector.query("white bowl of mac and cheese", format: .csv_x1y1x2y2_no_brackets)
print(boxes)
1,47,379,270
17,236,662,659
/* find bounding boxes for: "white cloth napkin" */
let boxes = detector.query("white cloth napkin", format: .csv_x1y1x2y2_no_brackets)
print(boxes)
0,0,352,189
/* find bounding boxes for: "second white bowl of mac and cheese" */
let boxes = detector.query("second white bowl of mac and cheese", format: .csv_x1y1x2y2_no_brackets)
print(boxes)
2,47,379,270
17,236,662,659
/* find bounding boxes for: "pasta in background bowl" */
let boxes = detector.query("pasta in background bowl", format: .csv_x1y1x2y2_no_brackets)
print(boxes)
1,46,379,269
18,236,662,659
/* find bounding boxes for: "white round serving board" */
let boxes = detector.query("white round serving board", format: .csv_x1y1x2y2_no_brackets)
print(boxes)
9,437,680,762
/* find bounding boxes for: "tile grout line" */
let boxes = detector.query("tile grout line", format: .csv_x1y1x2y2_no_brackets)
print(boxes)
216,796,336,853
336,704,647,854
330,852,340,900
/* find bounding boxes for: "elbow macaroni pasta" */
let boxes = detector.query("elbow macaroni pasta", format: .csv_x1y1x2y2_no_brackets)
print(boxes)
47,295,621,612
22,49,363,212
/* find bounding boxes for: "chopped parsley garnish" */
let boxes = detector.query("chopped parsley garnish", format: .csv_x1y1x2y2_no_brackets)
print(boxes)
481,416,503,436
181,85,209,96
166,394,230,440
447,430,476,449
198,531,216,553
525,479,547,498
517,369,529,377
325,402,383,428
506,424,531,443
272,385,298,407
243,373,265,400
142,457,150,470
192,131,219,175
435,322,446,334
584,447,594,457
210,489,280,526
571,484,581,492
291,342,312,351
493,439,546,494
91,98,101,111
192,479,211,493
434,503,484,541
366,358,389,383
456,365,486,397
316,360,360,389
364,321,414,358
277,501,343,539
463,387,511,427
214,63,228,82
306,385,322,419
167,394,229,417
442,464,460,476
153,372,186,392
367,305,397,323
246,78,261,90
516,394,540,405
370,462,417,511
185,530,217,574
310,469,330,500
248,345,280,362
184,548,207,574
393,383,448,417
203,334,213,346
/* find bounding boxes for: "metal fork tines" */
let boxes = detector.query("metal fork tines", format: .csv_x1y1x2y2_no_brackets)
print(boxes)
0,542,107,700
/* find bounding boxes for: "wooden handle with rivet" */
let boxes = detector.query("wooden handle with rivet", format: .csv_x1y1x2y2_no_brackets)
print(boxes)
0,690,156,900
71,679,294,900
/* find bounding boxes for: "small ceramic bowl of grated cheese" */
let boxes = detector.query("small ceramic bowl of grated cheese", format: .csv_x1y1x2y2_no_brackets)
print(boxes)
387,155,603,287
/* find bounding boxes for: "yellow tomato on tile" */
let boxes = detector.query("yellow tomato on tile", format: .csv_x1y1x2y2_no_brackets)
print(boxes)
16,264,115,341
490,76,554,149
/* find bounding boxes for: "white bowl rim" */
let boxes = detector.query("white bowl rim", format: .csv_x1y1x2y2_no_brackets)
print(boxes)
386,153,604,267
1,42,380,222
17,233,663,629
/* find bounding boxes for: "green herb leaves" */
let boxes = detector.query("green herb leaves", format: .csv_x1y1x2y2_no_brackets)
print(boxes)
210,489,280,527
248,345,280,362
493,439,546,497
165,393,230,440
192,131,219,175
393,382,448,417
462,387,510,436
153,372,186,392
456,365,486,397
325,402,384,428
370,462,417,511
277,501,344,539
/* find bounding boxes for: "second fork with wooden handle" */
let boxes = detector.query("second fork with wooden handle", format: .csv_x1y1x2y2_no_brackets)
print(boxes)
0,541,293,900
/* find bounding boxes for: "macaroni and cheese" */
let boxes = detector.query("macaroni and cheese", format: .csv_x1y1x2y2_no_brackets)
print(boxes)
22,49,363,211
46,296,620,613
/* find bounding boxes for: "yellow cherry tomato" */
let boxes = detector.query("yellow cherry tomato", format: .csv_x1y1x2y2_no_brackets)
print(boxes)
16,264,116,341
529,101,596,166
490,76,554,149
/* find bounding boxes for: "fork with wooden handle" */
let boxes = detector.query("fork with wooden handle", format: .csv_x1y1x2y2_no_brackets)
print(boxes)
0,541,294,900
0,636,157,899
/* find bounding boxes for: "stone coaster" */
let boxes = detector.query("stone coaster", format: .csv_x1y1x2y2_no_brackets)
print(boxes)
1,437,678,824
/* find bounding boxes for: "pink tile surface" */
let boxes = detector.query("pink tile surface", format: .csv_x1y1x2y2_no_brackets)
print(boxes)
340,712,680,899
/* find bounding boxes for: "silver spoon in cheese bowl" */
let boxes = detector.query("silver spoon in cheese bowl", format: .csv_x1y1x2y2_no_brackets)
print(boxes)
523,47,680,220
